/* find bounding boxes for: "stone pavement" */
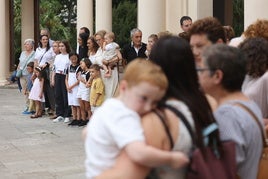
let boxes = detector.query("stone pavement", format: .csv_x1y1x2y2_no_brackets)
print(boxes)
0,88,86,179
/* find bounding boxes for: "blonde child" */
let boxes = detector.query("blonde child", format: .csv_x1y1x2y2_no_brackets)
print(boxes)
65,52,82,126
145,34,158,57
84,59,189,179
102,31,120,78
76,58,92,127
89,64,105,112
29,67,45,118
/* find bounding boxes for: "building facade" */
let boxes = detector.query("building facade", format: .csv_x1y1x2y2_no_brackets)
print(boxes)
0,0,268,85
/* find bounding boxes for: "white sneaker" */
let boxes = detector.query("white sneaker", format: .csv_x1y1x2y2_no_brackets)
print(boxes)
64,117,70,123
53,116,64,123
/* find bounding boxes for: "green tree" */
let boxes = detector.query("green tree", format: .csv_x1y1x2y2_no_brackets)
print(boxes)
40,0,77,50
13,0,22,64
112,0,137,47
233,0,244,36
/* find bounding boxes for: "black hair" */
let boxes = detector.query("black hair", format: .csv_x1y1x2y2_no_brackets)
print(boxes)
27,61,34,68
150,36,221,152
180,16,192,26
81,58,92,68
80,27,90,35
38,35,50,51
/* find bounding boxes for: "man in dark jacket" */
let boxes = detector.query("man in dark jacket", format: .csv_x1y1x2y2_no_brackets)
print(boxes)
122,28,147,64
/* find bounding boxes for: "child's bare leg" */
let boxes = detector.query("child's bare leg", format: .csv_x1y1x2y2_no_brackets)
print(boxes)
72,106,77,119
79,98,86,120
107,66,112,77
36,101,42,116
84,101,92,120
103,64,109,74
76,106,81,120
104,65,112,78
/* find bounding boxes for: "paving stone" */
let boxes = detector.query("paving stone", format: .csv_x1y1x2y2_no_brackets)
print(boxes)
0,89,86,179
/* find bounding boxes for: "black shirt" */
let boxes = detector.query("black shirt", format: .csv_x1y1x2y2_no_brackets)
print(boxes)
122,42,147,64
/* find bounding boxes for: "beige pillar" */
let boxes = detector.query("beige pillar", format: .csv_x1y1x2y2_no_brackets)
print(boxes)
0,0,10,85
188,0,213,21
21,0,34,47
166,0,188,35
95,0,112,32
244,0,268,29
138,0,165,42
77,0,93,36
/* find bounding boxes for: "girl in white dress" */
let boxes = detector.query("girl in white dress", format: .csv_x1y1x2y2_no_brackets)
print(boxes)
29,67,45,118
66,52,82,126
76,58,92,126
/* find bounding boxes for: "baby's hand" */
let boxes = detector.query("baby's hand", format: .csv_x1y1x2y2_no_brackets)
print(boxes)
169,151,189,169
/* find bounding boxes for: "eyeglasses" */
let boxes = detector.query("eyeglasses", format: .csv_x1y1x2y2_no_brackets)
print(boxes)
196,68,210,72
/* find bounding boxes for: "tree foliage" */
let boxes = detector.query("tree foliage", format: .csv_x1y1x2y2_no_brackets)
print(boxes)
112,0,137,47
233,0,244,36
13,0,22,64
40,0,77,50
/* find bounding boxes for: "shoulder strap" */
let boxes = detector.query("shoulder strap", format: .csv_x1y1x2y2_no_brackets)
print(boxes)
234,102,267,148
22,51,35,70
153,109,174,149
164,104,196,146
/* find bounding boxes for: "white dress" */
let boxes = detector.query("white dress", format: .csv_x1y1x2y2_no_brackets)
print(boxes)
67,65,80,106
94,48,119,99
28,78,45,102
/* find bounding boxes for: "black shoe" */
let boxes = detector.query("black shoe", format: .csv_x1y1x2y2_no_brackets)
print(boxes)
78,120,89,127
68,120,80,126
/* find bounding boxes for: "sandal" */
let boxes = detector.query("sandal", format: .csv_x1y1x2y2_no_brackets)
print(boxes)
30,114,41,118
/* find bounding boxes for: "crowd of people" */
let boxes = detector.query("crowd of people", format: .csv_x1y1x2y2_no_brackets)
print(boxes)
15,16,268,179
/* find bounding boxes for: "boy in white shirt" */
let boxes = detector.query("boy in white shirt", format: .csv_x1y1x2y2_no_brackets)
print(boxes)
84,59,189,179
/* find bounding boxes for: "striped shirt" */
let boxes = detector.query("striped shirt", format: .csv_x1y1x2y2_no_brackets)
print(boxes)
214,100,263,179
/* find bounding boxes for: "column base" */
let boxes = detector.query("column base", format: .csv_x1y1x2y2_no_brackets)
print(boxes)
0,79,9,86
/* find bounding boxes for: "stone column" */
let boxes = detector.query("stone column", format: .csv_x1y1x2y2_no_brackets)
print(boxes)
77,0,93,36
244,0,268,29
188,0,213,21
166,0,188,35
0,0,10,85
95,0,112,32
138,0,165,43
21,0,35,47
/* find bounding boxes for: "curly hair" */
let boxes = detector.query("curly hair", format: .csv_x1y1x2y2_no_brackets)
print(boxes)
189,16,226,43
239,37,268,78
243,19,268,41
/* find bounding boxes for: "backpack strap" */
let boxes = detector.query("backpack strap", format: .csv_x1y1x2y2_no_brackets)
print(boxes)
164,104,196,146
153,109,174,149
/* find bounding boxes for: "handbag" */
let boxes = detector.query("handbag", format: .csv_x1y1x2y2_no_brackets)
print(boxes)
15,69,23,78
164,104,237,179
16,51,35,78
234,103,268,179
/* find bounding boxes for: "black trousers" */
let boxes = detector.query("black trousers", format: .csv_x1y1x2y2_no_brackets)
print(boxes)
44,81,55,110
55,74,68,117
